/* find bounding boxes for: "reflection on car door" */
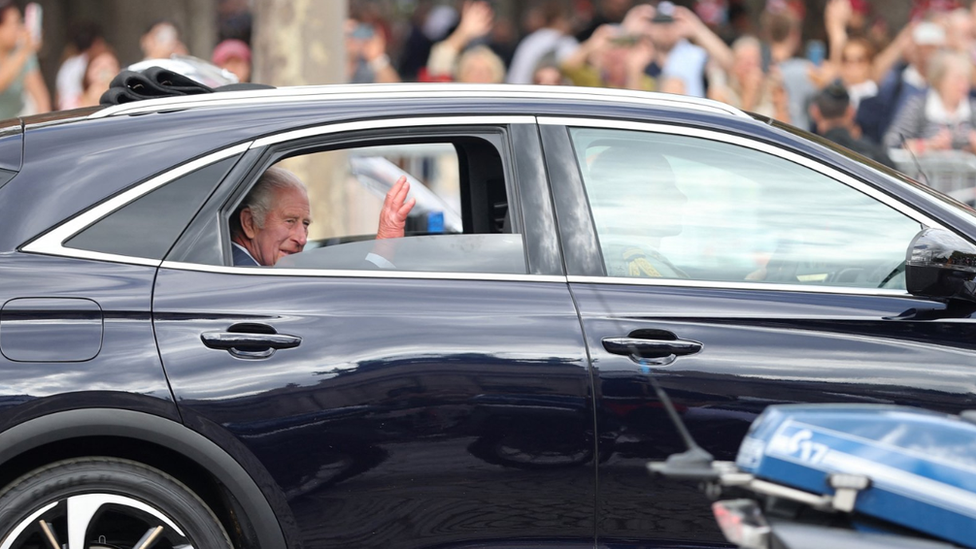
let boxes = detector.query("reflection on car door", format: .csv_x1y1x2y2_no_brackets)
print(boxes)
152,122,597,549
541,119,976,548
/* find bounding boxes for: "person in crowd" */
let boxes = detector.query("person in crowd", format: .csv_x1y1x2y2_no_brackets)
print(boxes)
837,38,879,110
78,49,120,108
456,45,506,84
859,21,944,143
823,0,880,113
425,1,494,82
576,0,634,42
761,6,817,130
506,0,576,85
55,22,106,110
232,168,415,267
0,0,48,119
140,20,186,61
944,8,973,54
811,82,894,168
531,53,570,86
708,36,791,122
398,2,455,81
212,39,251,83
884,50,976,153
560,23,656,91
346,17,400,83
217,0,252,44
649,3,733,98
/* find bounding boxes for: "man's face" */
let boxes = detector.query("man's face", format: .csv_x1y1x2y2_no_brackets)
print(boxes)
242,186,311,266
649,22,679,52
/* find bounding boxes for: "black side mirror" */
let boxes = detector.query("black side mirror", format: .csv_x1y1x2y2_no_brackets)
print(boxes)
906,228,976,303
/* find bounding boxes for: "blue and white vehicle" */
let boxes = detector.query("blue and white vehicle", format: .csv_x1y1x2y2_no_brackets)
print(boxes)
654,404,976,549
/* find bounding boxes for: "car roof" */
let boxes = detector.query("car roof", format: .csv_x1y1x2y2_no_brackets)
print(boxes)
88,83,751,121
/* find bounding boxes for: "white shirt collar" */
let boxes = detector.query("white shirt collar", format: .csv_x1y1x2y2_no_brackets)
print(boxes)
925,88,971,125
232,242,258,265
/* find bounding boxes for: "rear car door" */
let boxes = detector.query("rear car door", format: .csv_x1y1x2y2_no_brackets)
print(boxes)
540,117,976,548
152,117,595,549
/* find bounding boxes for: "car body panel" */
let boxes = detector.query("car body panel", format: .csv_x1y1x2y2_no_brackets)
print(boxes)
2,86,976,548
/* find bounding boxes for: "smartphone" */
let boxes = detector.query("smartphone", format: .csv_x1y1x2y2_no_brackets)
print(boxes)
351,24,374,40
806,39,826,67
24,3,42,44
609,34,640,47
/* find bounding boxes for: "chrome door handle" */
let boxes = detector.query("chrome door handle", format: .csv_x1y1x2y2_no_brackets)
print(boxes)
201,323,301,359
602,334,703,366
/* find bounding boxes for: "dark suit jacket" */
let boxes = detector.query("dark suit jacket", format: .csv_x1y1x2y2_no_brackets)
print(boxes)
232,243,259,266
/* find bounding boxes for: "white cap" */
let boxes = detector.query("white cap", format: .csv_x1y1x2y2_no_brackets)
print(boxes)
913,22,946,46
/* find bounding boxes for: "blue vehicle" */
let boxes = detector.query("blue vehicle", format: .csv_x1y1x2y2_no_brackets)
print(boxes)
653,404,976,549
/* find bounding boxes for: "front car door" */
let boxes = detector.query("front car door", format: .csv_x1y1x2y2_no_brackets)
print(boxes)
541,117,976,548
152,116,596,549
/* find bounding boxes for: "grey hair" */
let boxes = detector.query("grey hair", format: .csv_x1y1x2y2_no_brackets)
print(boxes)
232,167,307,235
457,45,506,84
928,50,972,89
732,35,761,55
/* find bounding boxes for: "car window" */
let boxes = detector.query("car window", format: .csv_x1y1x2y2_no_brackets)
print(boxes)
226,137,526,274
64,156,238,260
570,128,922,289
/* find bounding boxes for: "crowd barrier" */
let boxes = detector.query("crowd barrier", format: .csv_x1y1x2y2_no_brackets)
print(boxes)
889,149,976,206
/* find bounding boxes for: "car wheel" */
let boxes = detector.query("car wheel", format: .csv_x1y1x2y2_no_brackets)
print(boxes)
0,457,232,549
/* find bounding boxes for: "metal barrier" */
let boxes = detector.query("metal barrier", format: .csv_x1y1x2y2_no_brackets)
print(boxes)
889,149,976,205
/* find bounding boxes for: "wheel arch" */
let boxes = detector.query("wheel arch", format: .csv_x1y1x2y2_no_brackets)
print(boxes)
0,408,292,549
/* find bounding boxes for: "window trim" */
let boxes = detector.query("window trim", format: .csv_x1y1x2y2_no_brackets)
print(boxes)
543,116,946,231
212,116,536,275
159,259,566,283
543,116,952,297
20,143,251,266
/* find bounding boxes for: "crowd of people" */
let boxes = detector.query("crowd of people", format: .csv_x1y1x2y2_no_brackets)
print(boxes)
0,0,253,118
3,0,976,163
346,0,976,161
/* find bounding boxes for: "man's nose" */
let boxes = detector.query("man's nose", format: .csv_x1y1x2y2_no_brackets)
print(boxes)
293,226,308,246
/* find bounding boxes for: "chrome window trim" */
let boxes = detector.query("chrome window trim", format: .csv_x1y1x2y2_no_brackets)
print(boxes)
91,84,750,120
160,260,567,283
250,115,536,148
540,116,946,230
567,275,911,297
21,143,252,265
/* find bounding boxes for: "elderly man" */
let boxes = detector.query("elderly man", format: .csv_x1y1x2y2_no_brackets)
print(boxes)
231,166,415,267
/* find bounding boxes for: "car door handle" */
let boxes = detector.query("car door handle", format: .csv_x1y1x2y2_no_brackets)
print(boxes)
201,323,301,359
602,334,703,366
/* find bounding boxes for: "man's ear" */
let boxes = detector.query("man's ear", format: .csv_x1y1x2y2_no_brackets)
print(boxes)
809,104,822,124
240,208,258,239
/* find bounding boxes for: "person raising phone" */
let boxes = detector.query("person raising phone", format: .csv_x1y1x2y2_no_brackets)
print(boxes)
0,0,49,119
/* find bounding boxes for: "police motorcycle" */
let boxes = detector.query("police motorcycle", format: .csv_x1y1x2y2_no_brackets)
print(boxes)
648,229,976,549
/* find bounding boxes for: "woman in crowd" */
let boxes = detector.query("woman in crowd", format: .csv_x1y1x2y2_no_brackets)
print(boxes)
707,36,790,122
78,49,120,108
0,0,48,118
884,50,976,152
837,37,879,110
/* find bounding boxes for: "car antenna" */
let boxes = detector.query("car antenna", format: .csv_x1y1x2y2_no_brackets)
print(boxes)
901,134,931,187
592,288,717,479
640,354,718,479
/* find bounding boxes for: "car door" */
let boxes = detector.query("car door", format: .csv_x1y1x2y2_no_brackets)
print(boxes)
540,117,976,548
152,117,596,549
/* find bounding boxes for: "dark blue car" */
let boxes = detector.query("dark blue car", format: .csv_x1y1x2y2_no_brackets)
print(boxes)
0,84,974,549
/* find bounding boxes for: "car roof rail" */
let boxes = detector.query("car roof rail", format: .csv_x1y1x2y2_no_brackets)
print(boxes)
90,83,752,120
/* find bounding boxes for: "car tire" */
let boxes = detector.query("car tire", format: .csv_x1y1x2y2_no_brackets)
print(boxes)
0,456,233,549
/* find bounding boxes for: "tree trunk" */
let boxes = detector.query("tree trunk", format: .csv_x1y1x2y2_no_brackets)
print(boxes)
252,0,346,86
252,0,348,240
